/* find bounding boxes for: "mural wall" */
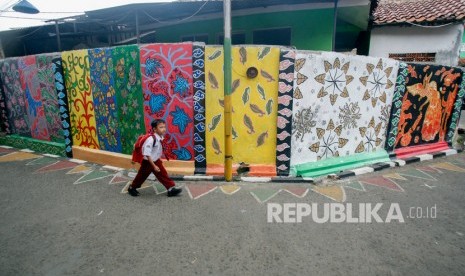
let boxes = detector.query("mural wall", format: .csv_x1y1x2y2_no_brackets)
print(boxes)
385,63,464,156
36,54,64,143
290,52,399,173
0,43,464,177
140,43,194,161
205,46,279,175
89,48,122,153
112,45,146,154
62,50,100,149
52,56,73,156
0,59,31,137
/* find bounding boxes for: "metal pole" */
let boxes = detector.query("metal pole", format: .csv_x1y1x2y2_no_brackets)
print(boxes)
55,20,61,52
135,10,140,44
223,0,233,181
332,0,338,51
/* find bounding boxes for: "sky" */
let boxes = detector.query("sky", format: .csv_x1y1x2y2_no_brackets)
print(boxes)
0,0,174,31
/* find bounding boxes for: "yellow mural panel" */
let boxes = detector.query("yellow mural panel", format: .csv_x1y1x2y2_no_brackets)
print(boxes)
205,46,279,169
61,50,100,149
205,46,225,166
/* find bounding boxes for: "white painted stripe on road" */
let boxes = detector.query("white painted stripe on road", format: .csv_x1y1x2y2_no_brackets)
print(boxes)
43,153,60,158
441,149,457,156
241,177,272,182
417,154,433,161
69,159,87,164
350,167,374,175
102,165,124,171
184,175,214,180
20,149,34,153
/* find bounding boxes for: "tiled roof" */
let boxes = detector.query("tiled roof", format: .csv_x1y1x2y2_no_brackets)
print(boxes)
373,0,465,25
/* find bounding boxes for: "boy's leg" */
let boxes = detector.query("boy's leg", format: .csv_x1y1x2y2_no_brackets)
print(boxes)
130,160,152,189
153,159,176,190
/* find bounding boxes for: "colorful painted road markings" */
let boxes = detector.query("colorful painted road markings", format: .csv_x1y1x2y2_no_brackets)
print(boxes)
398,169,437,181
250,188,280,203
186,183,217,200
343,181,366,192
109,174,131,185
282,186,309,198
34,160,78,173
121,181,153,194
431,162,465,173
66,165,92,175
220,184,241,195
153,182,168,195
26,157,57,166
0,151,40,162
73,170,114,184
416,165,443,174
312,186,346,202
382,173,408,181
359,176,404,192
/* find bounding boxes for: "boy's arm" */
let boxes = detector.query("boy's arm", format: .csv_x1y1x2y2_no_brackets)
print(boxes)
146,156,160,172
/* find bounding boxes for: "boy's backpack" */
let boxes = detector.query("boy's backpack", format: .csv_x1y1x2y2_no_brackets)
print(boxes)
131,133,156,164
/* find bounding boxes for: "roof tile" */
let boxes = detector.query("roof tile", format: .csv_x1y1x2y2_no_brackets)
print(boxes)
373,0,465,25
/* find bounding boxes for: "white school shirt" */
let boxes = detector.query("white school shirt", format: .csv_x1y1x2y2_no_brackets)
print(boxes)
142,133,163,161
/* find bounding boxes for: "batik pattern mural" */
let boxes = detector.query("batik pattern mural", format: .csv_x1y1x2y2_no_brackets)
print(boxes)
0,59,30,136
52,57,73,156
140,43,194,161
192,44,206,173
112,45,146,154
386,64,462,151
446,72,465,142
0,77,9,133
36,54,64,143
18,55,50,141
276,50,295,176
62,50,99,149
291,52,399,166
205,46,280,172
89,48,122,152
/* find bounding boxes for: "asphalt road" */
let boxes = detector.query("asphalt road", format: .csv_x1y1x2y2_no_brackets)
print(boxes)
0,149,464,275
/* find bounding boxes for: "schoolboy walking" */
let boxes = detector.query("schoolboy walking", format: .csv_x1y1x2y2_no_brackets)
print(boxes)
128,119,182,197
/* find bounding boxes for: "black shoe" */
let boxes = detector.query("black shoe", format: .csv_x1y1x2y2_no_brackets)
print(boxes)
167,187,182,197
128,187,139,197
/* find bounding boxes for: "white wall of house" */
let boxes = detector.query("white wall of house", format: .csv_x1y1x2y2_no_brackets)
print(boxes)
369,22,464,66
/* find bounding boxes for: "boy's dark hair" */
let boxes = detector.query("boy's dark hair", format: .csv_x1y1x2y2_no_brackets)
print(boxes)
151,119,166,128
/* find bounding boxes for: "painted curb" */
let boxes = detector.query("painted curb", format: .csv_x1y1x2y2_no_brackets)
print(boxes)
331,148,461,181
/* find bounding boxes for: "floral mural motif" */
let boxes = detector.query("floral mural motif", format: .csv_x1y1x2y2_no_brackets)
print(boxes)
0,77,9,133
61,50,100,149
386,64,463,150
0,59,31,137
112,45,146,154
89,48,122,152
52,57,73,157
291,52,399,167
276,50,295,175
36,54,64,143
140,43,194,161
192,44,207,174
359,59,394,108
19,55,50,141
205,46,280,173
314,57,354,106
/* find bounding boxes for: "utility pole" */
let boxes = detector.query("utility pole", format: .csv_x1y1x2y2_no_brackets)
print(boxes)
223,0,233,181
